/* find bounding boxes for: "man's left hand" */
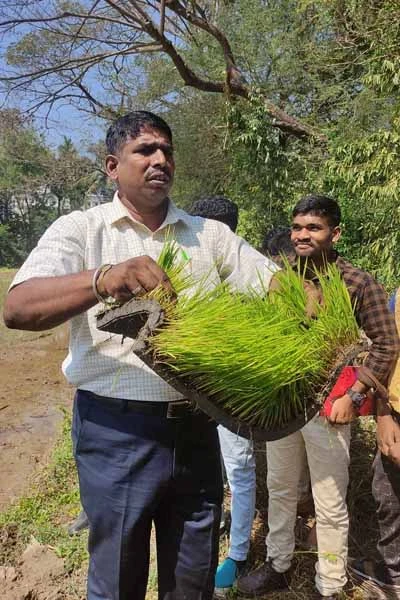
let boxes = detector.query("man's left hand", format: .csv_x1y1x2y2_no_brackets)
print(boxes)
327,394,356,424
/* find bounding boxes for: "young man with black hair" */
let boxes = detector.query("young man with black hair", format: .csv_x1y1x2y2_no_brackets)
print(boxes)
260,226,293,257
238,194,399,599
3,111,278,600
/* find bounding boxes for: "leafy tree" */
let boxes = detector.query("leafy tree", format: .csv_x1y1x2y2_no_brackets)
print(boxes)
0,0,320,139
0,109,97,265
2,1,400,283
50,137,98,214
0,224,24,266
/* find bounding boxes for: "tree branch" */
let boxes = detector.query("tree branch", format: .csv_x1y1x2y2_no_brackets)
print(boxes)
0,0,325,140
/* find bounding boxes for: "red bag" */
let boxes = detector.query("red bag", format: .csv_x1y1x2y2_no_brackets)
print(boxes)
320,366,375,417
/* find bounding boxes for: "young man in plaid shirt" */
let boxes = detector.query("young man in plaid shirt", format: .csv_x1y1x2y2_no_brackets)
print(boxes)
238,194,400,599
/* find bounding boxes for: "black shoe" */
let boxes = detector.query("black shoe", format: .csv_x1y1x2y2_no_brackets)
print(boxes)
236,559,290,596
68,509,89,536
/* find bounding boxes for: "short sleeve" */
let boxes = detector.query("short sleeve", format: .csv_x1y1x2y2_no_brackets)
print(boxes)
216,223,279,292
10,211,87,289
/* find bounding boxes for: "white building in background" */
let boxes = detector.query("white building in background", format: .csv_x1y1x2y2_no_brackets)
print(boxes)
86,188,114,208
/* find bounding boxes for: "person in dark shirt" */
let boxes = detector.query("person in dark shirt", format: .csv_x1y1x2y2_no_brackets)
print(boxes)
349,289,400,598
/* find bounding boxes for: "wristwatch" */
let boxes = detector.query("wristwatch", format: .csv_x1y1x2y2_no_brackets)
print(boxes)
347,388,367,409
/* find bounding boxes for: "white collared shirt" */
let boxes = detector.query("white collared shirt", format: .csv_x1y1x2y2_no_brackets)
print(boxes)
12,194,278,401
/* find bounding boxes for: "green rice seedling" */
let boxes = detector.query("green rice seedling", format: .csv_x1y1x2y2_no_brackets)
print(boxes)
146,237,194,316
148,256,360,430
157,237,192,293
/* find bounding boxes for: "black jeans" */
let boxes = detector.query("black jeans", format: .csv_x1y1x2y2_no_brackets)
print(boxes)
72,390,223,600
372,412,400,585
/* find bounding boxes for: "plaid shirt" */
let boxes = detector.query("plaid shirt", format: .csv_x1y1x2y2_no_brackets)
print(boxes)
335,255,400,385
282,252,400,385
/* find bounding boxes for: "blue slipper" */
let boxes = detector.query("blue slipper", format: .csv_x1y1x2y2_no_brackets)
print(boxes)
214,557,246,597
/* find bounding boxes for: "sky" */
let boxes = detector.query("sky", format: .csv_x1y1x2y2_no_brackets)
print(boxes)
31,104,105,151
0,24,106,152
0,82,107,153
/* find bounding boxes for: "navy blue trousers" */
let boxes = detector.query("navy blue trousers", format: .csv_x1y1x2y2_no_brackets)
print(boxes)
72,390,223,600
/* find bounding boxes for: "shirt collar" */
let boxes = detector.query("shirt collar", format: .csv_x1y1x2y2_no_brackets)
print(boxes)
108,192,191,231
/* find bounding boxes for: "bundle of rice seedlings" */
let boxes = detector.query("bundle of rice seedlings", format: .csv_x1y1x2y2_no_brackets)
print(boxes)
147,254,361,430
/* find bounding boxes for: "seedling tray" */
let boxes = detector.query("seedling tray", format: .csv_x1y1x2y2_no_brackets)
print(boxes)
97,298,330,441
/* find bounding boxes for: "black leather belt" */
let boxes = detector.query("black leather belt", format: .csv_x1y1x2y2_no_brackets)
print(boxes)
82,390,195,419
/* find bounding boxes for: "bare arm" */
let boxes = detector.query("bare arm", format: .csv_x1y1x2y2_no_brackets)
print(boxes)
4,271,97,331
3,256,173,332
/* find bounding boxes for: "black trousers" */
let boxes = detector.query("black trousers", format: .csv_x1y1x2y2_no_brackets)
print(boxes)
372,412,400,585
72,390,223,600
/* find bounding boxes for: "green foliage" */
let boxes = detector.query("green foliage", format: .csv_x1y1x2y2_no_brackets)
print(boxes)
0,224,24,266
324,121,400,287
2,0,400,283
224,94,314,246
0,110,97,267
50,137,98,214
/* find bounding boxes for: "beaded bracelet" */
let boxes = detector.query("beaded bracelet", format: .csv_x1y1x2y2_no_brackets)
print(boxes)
92,263,114,304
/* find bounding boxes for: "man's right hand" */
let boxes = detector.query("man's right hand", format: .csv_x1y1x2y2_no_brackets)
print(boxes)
4,256,174,332
98,256,174,303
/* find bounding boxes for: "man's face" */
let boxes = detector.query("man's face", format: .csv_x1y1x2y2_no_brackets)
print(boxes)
291,213,341,259
106,126,175,211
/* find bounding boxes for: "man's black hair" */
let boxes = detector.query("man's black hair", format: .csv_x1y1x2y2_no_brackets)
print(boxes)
106,111,173,155
188,195,239,233
292,194,341,228
261,226,293,257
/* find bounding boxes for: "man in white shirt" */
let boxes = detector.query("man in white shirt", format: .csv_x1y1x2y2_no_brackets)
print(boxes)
4,111,277,600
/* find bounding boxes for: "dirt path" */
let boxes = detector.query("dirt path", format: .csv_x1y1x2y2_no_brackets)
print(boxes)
0,326,73,512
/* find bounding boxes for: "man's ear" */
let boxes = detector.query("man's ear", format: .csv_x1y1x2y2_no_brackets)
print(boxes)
105,154,119,180
332,225,341,244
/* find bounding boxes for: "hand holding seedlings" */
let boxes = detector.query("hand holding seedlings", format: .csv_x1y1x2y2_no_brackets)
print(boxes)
97,256,174,303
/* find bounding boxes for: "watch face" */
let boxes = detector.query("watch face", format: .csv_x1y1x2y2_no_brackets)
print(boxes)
349,389,366,407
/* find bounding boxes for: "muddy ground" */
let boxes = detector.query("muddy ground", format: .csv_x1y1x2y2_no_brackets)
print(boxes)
0,327,73,513
0,269,80,599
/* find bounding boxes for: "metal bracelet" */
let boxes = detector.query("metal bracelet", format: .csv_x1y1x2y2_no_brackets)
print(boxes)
92,263,113,304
